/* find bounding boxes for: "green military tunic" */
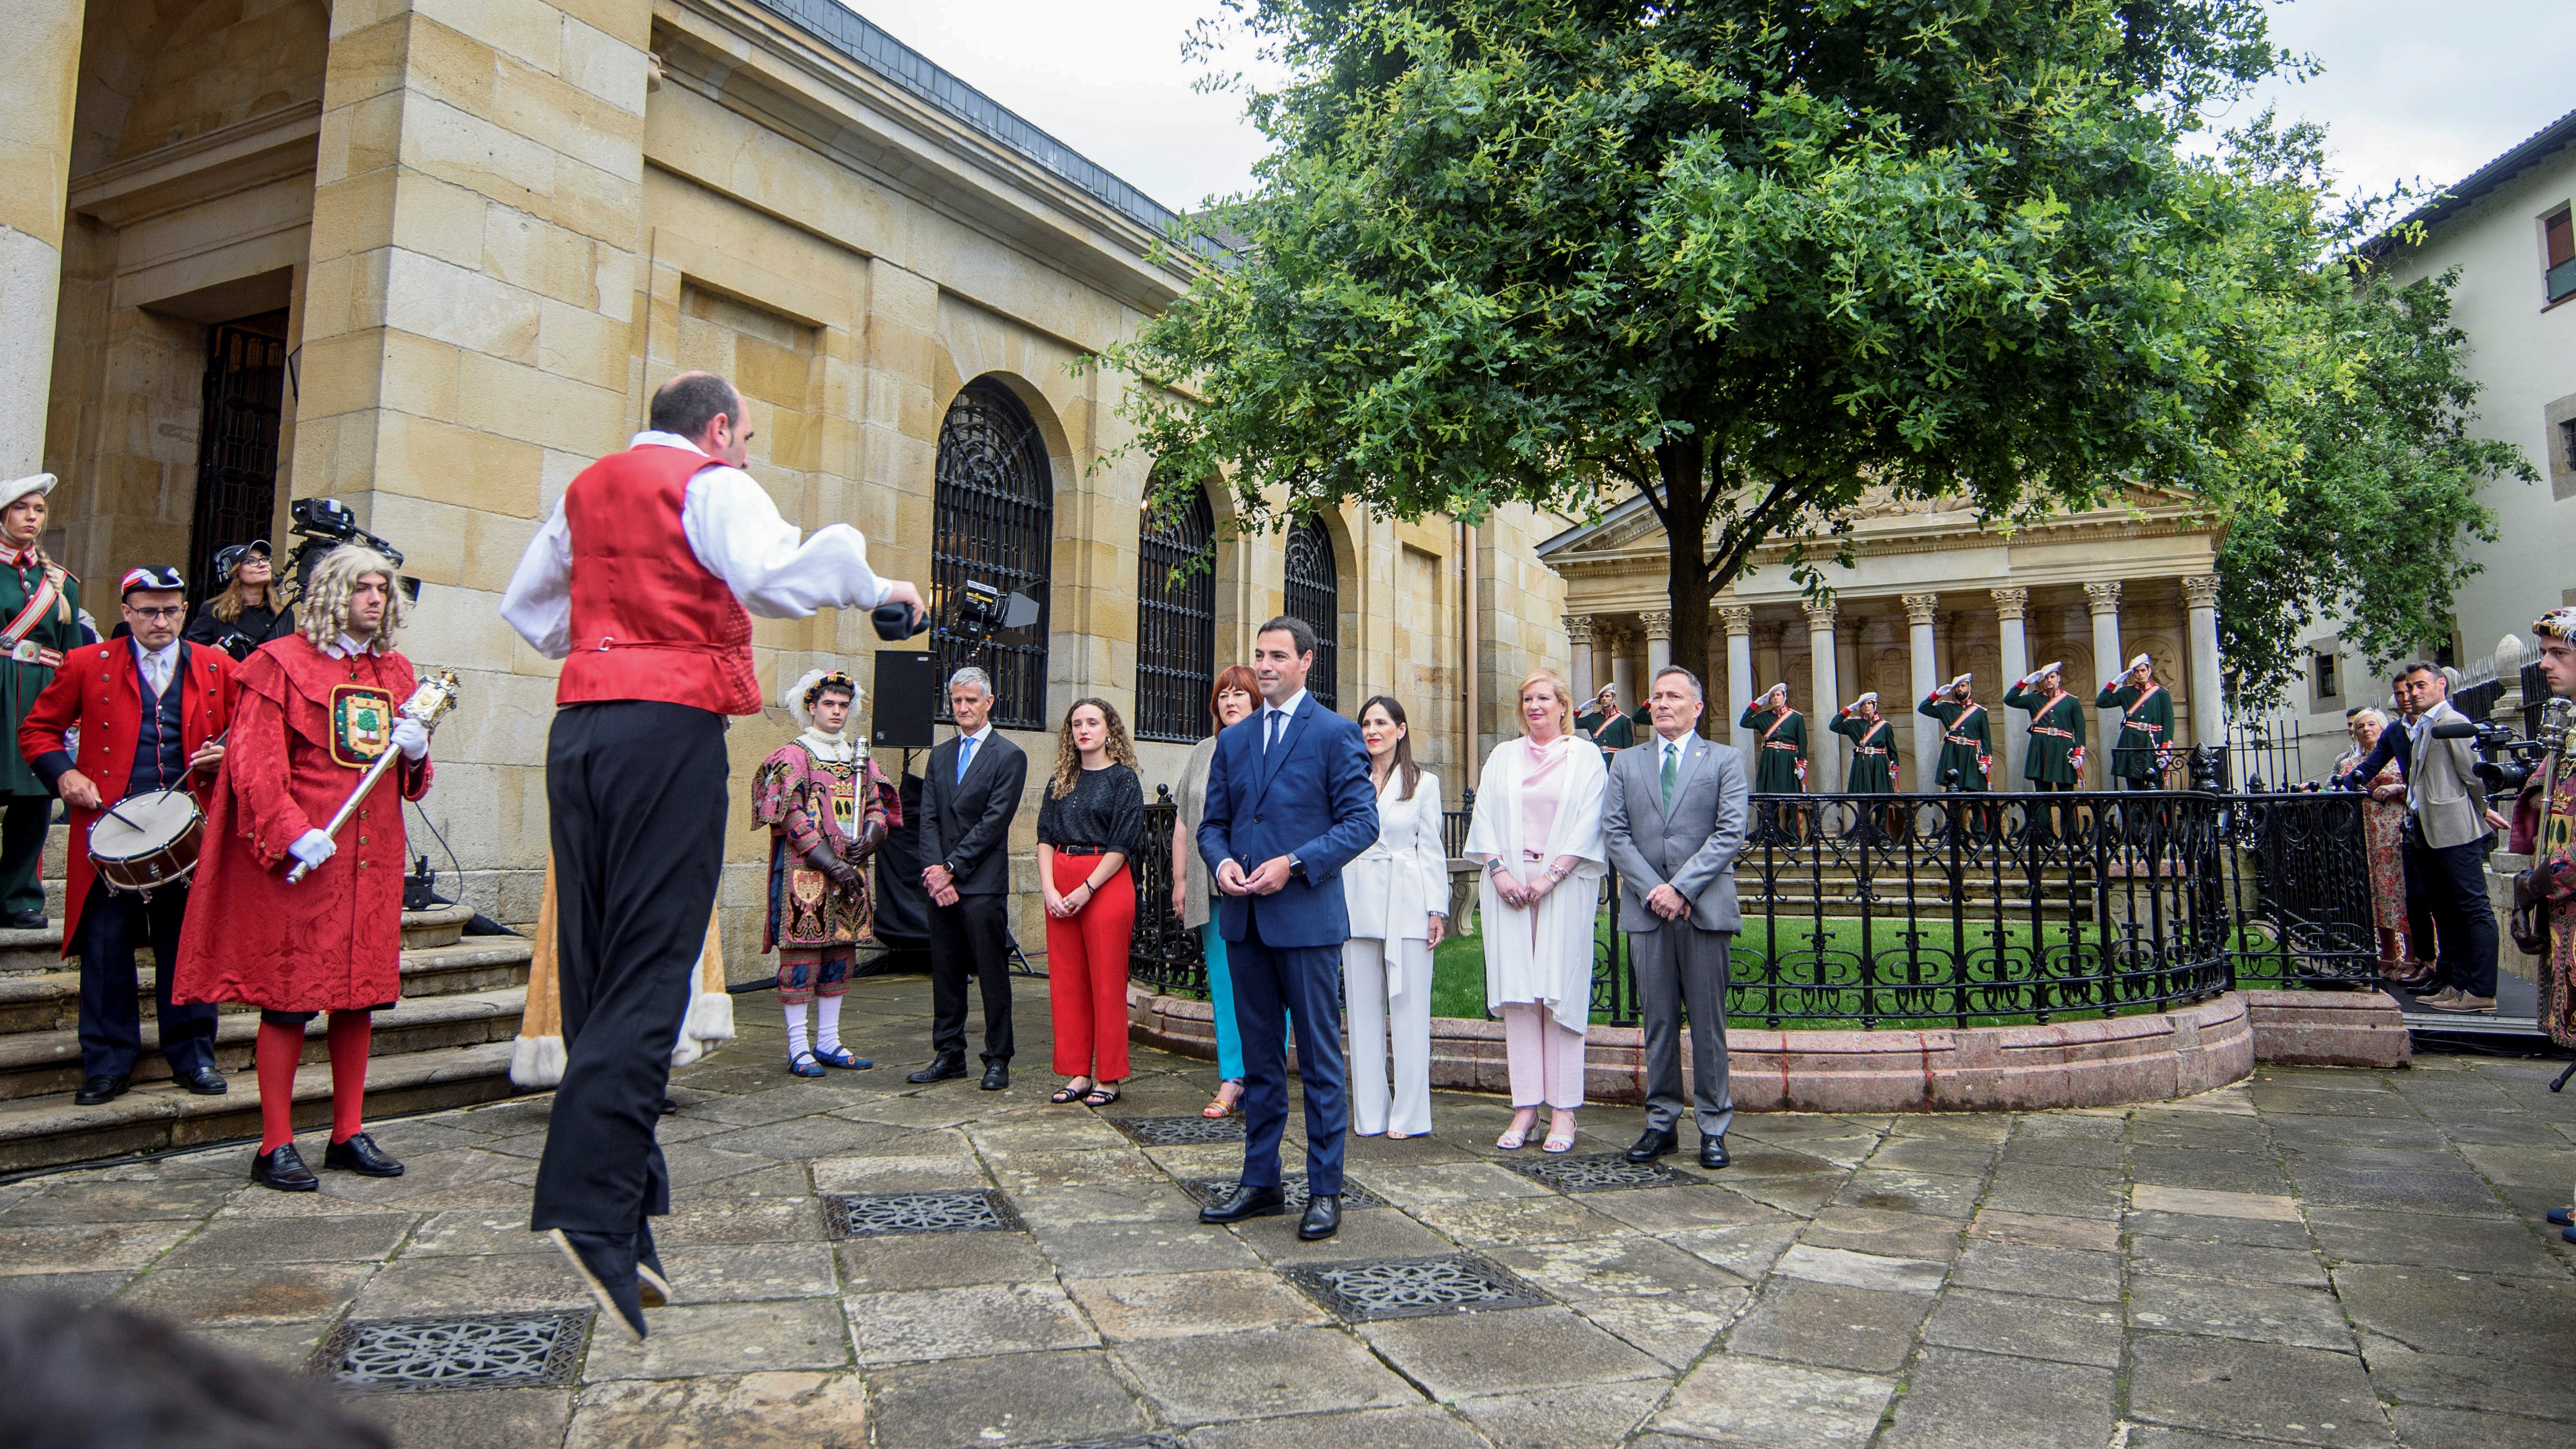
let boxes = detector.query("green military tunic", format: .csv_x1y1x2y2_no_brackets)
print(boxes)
2003,682,2087,786
0,554,81,919
1575,708,1635,752
2095,680,2176,783
1739,703,1808,793
1829,710,1898,793
1917,695,1995,792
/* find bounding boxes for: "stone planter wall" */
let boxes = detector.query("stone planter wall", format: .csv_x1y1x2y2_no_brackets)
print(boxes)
2241,988,2412,1070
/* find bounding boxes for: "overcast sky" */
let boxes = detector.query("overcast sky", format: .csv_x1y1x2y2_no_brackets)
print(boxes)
845,0,2573,214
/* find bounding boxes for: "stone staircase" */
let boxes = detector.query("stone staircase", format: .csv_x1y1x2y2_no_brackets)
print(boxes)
0,824,533,1173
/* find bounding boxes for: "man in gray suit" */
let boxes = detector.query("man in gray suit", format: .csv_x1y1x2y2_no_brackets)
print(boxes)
1603,665,1751,1169
2397,662,2509,1013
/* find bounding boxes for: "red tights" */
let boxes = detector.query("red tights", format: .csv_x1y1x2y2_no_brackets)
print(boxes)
255,1012,372,1153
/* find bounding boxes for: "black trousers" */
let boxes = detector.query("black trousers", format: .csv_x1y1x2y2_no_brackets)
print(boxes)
532,702,728,1236
0,792,48,918
927,893,1014,1063
2408,834,2498,999
77,878,214,1080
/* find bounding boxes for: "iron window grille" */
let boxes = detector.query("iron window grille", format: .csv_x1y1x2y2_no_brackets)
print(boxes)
933,379,1053,730
190,320,289,596
1282,516,1339,714
1136,487,1217,743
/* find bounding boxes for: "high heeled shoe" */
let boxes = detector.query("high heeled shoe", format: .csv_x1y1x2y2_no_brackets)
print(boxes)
1496,1110,1539,1151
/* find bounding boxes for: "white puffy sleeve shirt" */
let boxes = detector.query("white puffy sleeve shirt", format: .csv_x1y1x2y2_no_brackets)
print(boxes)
1342,770,1447,944
501,431,893,659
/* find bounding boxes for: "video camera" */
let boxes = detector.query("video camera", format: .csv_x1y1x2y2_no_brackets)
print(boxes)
2428,703,2575,796
280,497,417,604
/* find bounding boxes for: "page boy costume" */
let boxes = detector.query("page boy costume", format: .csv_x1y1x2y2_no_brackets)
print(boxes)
752,668,897,1076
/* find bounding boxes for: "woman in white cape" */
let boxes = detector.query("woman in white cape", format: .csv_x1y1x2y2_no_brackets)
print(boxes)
1465,667,1607,1154
1343,696,1448,1139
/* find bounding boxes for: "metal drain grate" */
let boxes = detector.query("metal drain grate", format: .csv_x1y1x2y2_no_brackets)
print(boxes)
1112,1114,1247,1146
1173,1174,1384,1212
305,1311,588,1392
825,1188,1025,1238
1020,1439,1185,1449
1285,1253,1549,1323
1506,1152,1702,1194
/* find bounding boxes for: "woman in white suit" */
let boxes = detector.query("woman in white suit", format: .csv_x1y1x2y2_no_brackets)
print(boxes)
1466,667,1608,1154
1343,696,1448,1139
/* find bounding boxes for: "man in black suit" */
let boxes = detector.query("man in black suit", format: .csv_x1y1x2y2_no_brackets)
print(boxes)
912,666,1027,1089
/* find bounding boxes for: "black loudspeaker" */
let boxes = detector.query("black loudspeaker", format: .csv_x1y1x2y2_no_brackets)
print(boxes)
871,650,936,749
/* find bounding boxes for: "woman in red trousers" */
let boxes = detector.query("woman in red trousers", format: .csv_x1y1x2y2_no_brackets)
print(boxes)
1037,697,1142,1108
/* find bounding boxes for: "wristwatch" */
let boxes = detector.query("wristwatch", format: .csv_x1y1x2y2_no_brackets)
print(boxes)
1286,853,1305,879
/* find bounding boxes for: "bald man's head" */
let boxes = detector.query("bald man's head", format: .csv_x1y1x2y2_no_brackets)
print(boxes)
650,371,742,440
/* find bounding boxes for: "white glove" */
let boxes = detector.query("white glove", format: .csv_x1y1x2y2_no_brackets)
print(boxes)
289,830,337,870
391,717,429,762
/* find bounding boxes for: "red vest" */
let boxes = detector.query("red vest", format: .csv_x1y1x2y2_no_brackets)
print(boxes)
555,445,760,715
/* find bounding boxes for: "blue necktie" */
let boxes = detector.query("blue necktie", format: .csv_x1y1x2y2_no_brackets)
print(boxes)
1266,710,1285,755
956,734,976,783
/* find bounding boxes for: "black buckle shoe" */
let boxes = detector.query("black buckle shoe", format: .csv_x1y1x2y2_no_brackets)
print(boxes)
980,1062,1010,1091
635,1219,671,1309
252,1143,320,1192
176,1066,228,1096
1297,1194,1342,1241
323,1132,405,1177
1698,1136,1731,1170
550,1229,647,1342
73,1073,132,1106
1626,1127,1678,1163
907,1052,967,1084
5,909,47,930
1198,1183,1288,1225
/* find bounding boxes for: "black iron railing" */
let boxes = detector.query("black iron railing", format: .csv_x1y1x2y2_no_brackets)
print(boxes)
1132,787,2375,1030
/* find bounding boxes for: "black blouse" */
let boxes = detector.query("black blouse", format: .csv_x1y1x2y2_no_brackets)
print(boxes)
1036,764,1143,857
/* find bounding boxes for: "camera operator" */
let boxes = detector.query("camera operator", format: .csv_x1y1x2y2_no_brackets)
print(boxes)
2355,662,2508,1013
184,540,290,661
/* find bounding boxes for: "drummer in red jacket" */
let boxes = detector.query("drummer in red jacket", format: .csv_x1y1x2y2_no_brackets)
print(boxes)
171,545,433,1191
19,566,235,1107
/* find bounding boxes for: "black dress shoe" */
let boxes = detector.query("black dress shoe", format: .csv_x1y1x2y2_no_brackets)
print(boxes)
5,909,46,930
635,1218,670,1309
907,1052,967,1084
73,1073,130,1106
252,1143,320,1192
1698,1136,1730,1170
550,1229,647,1342
1626,1127,1678,1163
1297,1194,1342,1241
980,1062,1010,1091
176,1066,228,1096
323,1132,405,1177
1197,1183,1287,1225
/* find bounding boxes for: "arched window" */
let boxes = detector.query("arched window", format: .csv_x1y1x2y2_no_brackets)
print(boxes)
1136,486,1217,743
932,379,1053,730
1283,515,1339,713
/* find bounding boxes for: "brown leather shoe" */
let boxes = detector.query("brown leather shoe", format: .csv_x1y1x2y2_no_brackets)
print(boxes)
2420,993,2497,1014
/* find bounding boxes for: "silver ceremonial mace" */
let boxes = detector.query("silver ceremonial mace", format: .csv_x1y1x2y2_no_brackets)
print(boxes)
285,670,461,884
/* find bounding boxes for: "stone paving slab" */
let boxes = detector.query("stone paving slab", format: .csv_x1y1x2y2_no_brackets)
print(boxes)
0,975,2568,1448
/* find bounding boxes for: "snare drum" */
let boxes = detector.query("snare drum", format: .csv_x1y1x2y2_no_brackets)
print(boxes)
88,788,205,893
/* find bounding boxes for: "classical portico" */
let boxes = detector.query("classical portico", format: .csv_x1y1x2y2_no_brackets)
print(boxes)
1543,489,2226,789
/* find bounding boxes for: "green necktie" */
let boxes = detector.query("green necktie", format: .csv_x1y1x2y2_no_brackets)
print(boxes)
1661,741,1678,808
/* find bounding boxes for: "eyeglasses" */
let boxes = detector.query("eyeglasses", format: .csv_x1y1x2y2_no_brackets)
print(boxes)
127,606,185,621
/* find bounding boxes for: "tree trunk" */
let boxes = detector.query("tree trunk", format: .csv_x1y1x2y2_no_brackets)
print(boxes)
1655,439,1713,720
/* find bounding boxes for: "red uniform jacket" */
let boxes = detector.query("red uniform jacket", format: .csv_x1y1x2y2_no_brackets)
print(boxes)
19,639,235,954
170,635,431,1014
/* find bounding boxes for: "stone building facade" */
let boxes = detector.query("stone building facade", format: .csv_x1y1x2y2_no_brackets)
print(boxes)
1543,489,2225,791
4,0,1564,970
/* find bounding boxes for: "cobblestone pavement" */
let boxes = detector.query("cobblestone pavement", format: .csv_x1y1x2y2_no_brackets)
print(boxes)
4,974,2573,1448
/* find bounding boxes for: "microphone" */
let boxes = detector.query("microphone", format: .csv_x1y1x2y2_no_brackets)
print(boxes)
2427,720,2481,739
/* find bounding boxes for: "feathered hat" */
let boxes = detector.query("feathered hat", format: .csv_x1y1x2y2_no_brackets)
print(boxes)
783,667,861,731
2534,607,2576,644
1850,691,1879,710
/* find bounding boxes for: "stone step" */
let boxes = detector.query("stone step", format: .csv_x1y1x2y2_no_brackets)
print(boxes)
0,939,533,1035
0,1038,522,1175
0,985,526,1100
0,904,483,974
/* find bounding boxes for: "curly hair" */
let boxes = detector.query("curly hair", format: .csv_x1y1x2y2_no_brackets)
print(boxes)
1049,696,1137,799
298,545,408,649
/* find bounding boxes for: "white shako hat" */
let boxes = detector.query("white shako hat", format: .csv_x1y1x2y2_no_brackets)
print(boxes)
2033,661,2064,680
1946,672,1972,692
0,474,54,512
2127,653,2151,673
1760,682,1786,701
1850,691,1879,709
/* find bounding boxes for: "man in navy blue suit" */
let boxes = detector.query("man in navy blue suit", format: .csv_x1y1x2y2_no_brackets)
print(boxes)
1195,615,1379,1239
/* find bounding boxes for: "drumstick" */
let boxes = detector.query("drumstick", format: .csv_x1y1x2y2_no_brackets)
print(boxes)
101,802,151,833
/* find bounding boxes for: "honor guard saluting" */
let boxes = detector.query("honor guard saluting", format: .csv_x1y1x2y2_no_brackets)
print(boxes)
0,474,80,930
753,668,898,1078
1577,684,1635,754
1739,684,1808,792
2098,654,2174,787
170,547,436,1189
1830,693,1898,794
1919,674,1994,792
20,566,231,1106
2005,663,2087,791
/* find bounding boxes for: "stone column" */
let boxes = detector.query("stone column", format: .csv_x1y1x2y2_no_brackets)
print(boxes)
2182,574,2224,752
1564,614,1596,702
1608,625,1637,710
1805,599,1841,786
0,0,84,477
1641,610,1672,677
1719,604,1753,751
1991,588,2031,784
1591,622,1619,711
1904,593,1941,786
2085,582,2126,788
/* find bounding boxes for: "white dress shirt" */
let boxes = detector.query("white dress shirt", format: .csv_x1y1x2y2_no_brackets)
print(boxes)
499,431,893,659
1261,689,1309,753
134,637,178,697
952,721,994,780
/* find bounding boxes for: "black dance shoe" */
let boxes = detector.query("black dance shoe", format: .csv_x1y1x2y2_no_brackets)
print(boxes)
635,1218,671,1309
252,1143,320,1192
551,1229,647,1342
323,1132,405,1177
176,1066,228,1096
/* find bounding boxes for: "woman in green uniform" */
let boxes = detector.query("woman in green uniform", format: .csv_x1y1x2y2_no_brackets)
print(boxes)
1830,693,1898,793
0,474,80,929
1740,683,1808,841
2096,654,2175,788
2004,663,2086,789
1917,675,1994,792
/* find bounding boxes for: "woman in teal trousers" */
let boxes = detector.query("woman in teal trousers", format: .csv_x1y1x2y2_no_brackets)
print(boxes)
1174,665,1263,1116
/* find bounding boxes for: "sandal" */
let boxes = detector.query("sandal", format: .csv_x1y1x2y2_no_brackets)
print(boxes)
787,1051,826,1079
1542,1113,1579,1153
1202,1081,1244,1119
1083,1083,1122,1108
1496,1110,1537,1151
1049,1077,1093,1105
